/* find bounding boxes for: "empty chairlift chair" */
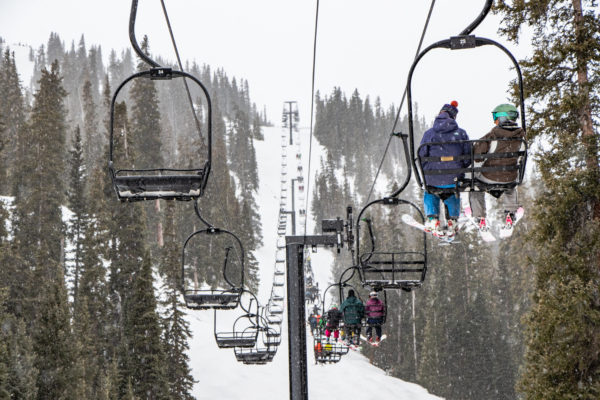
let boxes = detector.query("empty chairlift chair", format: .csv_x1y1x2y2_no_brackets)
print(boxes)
356,198,427,290
213,290,260,348
109,67,212,201
234,315,279,364
272,275,285,288
214,312,259,349
270,288,284,302
181,227,245,310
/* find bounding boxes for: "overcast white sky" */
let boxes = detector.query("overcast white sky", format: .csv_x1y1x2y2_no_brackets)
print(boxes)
1,0,531,138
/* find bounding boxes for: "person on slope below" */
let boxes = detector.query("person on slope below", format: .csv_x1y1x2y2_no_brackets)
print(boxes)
467,104,525,233
308,313,318,337
340,289,364,346
418,101,470,237
324,304,343,342
364,291,385,343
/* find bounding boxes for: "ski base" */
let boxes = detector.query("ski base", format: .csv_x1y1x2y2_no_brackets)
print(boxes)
499,207,525,238
360,334,387,347
401,214,461,244
463,207,496,242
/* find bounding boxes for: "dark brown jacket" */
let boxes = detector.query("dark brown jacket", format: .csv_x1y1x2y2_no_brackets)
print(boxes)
474,124,525,182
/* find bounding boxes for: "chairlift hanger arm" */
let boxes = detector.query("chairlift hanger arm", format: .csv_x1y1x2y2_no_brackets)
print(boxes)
388,132,412,198
220,231,245,290
239,289,259,316
460,0,493,36
180,227,245,296
321,282,343,314
129,0,161,68
355,197,417,258
338,266,359,287
194,199,213,228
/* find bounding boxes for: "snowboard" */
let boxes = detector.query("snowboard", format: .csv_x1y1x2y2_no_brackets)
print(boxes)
498,207,524,239
360,334,387,347
401,214,462,243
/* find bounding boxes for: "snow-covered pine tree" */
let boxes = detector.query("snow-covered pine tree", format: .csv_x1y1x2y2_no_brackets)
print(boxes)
130,36,163,171
160,201,195,400
67,126,87,306
107,101,168,399
10,59,79,399
495,1,600,397
0,49,26,195
82,79,101,174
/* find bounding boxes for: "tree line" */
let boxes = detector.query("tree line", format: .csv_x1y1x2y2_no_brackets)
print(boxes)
310,2,599,399
0,32,264,399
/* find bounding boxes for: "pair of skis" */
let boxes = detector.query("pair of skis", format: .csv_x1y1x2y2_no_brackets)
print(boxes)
359,334,387,347
401,214,464,244
463,206,524,242
402,207,524,243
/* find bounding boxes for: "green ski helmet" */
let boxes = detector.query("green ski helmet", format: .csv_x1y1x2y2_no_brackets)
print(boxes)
492,104,519,124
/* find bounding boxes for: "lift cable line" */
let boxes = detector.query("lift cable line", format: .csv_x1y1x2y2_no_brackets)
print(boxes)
303,0,320,238
365,0,436,205
159,0,204,140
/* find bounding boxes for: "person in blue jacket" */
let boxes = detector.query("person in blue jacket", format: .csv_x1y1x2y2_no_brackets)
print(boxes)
418,101,470,236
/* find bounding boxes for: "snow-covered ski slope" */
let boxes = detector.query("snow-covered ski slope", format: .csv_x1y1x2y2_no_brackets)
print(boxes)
186,124,442,399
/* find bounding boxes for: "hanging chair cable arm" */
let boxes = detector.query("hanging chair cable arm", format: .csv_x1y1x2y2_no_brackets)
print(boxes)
460,0,493,35
221,231,246,290
129,0,161,68
388,133,412,198
193,199,213,228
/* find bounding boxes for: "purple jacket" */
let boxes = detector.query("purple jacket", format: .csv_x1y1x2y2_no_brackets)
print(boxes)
418,112,470,186
365,298,384,318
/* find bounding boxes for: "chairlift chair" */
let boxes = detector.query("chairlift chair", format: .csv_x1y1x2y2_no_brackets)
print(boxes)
234,347,276,365
407,31,527,196
266,313,282,325
313,337,347,364
181,227,245,310
268,303,284,315
109,68,212,201
262,325,282,347
214,312,259,349
270,289,284,302
356,198,427,290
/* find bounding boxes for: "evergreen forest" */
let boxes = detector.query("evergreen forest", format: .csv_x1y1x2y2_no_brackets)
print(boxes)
0,32,266,399
0,1,599,399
